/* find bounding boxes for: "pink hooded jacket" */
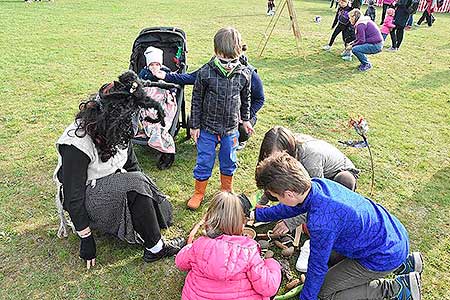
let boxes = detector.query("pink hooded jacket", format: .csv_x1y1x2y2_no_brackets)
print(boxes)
175,235,282,300
381,15,396,34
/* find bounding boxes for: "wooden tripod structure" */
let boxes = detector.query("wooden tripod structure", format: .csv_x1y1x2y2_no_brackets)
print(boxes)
258,0,302,57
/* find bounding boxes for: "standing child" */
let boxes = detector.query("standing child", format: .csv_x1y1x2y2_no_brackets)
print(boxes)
323,0,355,54
176,192,281,300
187,27,254,210
365,0,377,21
267,0,275,16
381,8,397,49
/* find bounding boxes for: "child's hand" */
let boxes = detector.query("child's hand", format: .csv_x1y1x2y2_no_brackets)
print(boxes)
242,121,254,135
273,221,290,235
191,128,200,144
152,69,166,80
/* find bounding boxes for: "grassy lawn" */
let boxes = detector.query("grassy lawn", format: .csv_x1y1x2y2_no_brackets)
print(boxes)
1,0,449,299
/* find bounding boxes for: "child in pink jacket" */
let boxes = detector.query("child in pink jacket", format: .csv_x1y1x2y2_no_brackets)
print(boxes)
175,192,281,300
381,8,396,48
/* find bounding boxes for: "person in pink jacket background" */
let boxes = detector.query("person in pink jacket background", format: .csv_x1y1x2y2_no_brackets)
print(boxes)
381,8,396,49
175,192,281,300
380,0,396,24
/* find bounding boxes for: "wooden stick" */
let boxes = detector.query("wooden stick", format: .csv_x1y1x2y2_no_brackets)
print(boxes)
258,0,287,58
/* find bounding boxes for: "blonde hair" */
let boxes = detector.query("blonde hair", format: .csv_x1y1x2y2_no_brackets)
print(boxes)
204,192,245,238
214,27,243,59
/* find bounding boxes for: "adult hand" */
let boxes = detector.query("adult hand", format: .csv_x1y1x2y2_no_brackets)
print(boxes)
273,221,290,235
242,121,254,135
190,128,200,144
152,69,166,80
79,235,96,269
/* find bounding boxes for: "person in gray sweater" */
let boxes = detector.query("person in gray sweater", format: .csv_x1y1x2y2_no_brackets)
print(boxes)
257,126,359,234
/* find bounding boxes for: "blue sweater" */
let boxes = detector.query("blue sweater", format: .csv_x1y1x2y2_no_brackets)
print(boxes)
255,178,409,300
165,67,265,120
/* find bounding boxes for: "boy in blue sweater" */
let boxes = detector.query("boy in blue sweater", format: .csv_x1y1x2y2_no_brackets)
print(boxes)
251,152,423,300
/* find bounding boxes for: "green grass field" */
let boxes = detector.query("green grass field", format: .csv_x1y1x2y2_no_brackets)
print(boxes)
1,0,449,299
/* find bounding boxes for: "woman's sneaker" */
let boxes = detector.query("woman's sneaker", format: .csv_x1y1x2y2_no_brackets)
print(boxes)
394,252,423,275
392,272,421,300
143,237,186,262
322,45,332,51
358,63,372,72
296,239,310,272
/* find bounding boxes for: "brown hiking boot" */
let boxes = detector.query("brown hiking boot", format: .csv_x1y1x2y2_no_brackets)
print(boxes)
187,179,208,210
220,174,233,192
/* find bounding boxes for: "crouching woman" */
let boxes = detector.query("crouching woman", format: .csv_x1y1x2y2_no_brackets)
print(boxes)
53,71,185,269
348,9,383,71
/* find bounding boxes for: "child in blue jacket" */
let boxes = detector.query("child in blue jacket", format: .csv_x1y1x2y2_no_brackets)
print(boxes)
251,152,423,300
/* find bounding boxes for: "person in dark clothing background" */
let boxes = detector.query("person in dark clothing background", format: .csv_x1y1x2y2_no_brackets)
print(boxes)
322,0,355,53
53,71,185,269
365,0,377,21
416,0,434,26
393,0,413,50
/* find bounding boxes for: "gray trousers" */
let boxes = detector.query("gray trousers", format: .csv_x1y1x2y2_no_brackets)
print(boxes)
319,259,400,300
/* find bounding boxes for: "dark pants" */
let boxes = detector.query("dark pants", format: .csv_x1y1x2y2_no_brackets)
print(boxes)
127,191,162,249
394,26,405,49
333,170,358,191
417,10,433,26
329,24,348,47
238,117,257,143
380,3,393,24
318,259,400,300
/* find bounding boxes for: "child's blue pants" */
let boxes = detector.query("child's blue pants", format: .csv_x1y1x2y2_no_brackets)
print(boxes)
193,129,239,181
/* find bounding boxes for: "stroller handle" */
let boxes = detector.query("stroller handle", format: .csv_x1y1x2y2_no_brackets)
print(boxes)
142,80,181,90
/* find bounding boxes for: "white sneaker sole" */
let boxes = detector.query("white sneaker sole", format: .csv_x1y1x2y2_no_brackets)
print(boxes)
409,272,421,300
412,252,423,274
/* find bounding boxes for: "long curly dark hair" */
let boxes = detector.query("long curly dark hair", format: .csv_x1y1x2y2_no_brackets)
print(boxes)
72,71,165,162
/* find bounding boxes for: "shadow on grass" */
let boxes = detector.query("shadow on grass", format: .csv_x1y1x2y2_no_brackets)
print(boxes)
259,51,364,87
405,69,450,90
400,166,450,297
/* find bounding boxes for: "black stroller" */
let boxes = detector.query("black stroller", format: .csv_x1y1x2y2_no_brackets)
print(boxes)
129,27,190,170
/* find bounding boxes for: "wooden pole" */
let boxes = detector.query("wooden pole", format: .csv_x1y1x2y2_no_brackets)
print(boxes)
258,0,302,57
286,0,302,54
258,0,287,58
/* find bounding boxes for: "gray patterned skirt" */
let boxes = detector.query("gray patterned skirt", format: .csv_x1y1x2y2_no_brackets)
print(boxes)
85,171,171,244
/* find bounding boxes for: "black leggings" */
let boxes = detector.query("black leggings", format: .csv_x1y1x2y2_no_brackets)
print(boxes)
329,25,345,46
380,3,393,24
127,191,162,249
394,25,405,49
417,10,433,26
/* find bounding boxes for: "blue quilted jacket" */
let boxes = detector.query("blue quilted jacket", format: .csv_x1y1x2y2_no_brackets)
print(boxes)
255,178,409,300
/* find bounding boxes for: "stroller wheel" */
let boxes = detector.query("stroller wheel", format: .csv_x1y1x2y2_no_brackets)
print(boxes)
157,153,175,170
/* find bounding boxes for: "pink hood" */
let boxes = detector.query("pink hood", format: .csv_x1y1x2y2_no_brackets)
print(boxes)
175,235,281,300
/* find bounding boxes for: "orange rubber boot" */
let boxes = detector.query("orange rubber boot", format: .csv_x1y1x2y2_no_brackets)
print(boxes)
187,179,208,210
220,174,233,192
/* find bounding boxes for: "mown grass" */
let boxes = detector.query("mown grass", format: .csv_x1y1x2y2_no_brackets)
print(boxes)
0,0,449,299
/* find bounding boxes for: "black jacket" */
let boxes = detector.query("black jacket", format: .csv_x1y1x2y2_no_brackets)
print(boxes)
191,58,251,136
